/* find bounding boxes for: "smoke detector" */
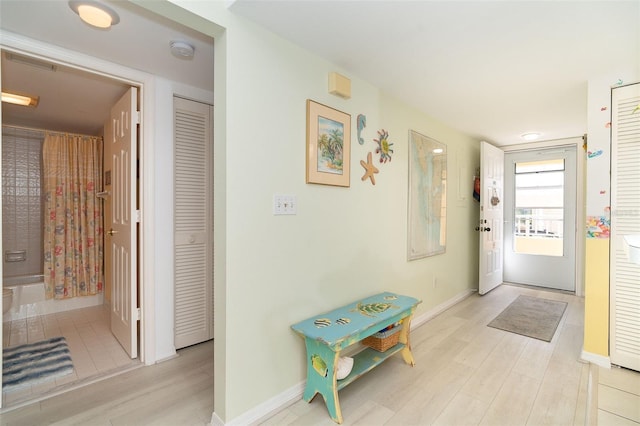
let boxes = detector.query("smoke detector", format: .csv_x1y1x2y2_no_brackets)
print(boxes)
170,41,195,59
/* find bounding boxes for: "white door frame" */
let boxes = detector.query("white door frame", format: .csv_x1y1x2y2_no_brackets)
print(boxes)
502,137,586,296
0,31,157,364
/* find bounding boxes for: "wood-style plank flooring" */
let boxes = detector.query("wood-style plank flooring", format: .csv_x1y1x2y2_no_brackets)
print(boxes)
0,340,213,425
1,284,638,425
591,363,640,426
262,284,639,426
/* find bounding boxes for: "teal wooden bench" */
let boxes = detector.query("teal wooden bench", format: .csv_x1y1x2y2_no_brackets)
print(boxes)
291,291,421,424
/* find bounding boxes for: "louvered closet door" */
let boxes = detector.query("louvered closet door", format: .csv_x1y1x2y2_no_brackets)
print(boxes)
174,97,214,349
610,83,640,371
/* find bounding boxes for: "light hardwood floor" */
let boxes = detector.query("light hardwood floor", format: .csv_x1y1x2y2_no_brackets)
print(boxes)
0,339,213,425
1,284,638,425
262,284,640,426
591,364,640,426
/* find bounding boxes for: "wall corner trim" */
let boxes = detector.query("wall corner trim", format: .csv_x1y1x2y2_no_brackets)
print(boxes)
580,349,611,369
210,411,225,426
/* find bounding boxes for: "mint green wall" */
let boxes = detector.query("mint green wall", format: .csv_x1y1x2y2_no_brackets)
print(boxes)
152,1,480,421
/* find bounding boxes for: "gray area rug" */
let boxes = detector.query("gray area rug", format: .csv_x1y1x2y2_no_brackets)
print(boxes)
3,336,74,392
487,295,568,342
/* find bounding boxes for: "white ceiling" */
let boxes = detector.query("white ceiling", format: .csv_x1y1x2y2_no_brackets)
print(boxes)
0,1,638,145
230,0,639,146
0,0,214,135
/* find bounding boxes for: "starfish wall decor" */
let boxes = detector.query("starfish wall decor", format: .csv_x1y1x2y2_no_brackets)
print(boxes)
360,152,379,185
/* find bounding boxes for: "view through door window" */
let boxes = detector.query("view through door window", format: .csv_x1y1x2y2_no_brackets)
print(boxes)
514,158,564,256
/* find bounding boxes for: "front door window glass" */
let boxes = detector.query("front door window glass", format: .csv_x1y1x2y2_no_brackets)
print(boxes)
514,159,564,256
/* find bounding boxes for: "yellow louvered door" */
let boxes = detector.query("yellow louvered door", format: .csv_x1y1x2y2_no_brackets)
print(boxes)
174,97,213,349
610,83,640,371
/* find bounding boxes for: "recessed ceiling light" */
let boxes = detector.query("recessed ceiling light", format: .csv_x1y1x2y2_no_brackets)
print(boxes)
69,1,120,29
521,132,541,141
1,91,39,107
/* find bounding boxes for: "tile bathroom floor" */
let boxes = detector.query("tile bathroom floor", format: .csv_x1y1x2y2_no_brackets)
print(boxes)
2,304,140,408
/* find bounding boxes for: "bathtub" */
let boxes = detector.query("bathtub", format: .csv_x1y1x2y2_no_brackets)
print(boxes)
3,275,104,322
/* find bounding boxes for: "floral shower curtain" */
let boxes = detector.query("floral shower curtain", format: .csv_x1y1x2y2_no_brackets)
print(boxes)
43,133,103,299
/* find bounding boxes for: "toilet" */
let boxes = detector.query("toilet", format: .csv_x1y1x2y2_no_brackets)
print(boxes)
3,288,13,314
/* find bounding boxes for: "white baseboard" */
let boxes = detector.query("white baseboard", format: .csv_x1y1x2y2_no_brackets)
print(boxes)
223,381,305,426
210,411,223,426
580,349,611,369
215,288,476,425
411,288,476,329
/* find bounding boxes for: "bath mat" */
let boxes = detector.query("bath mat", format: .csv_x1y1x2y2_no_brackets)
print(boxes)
487,295,568,342
3,336,74,392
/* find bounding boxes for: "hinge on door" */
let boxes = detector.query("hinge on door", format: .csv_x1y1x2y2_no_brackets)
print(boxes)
135,110,141,125
136,308,141,321
136,210,141,223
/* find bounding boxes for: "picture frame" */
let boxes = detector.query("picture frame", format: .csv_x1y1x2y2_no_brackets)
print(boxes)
407,130,447,260
306,99,351,187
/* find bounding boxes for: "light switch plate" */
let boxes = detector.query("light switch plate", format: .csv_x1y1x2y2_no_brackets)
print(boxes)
273,194,297,215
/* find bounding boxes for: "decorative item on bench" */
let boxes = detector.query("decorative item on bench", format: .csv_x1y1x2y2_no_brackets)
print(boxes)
336,356,354,380
362,323,402,352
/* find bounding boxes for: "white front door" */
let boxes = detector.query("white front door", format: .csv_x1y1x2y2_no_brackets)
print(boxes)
503,147,577,291
108,87,139,358
479,141,504,295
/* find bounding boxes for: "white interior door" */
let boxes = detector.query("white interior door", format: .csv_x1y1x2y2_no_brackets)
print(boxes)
108,87,139,358
479,141,504,295
174,97,214,349
610,83,640,371
503,147,576,291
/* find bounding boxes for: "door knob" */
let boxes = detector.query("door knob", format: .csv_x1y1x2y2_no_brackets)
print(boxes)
107,229,118,236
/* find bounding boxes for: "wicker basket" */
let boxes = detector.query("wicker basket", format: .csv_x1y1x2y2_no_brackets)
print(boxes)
362,325,402,352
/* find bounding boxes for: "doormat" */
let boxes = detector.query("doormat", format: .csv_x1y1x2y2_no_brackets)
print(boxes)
487,295,568,342
3,336,74,392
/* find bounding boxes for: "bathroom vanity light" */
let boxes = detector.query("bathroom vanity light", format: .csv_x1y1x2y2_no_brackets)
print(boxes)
1,91,39,107
69,1,120,29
